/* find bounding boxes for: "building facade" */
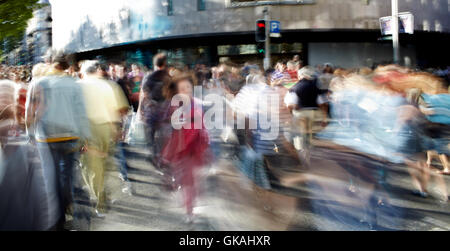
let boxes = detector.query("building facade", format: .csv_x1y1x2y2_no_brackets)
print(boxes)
3,0,52,65
26,0,52,64
50,0,450,68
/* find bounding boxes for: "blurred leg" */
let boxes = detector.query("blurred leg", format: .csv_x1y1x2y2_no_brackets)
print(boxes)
432,171,449,202
299,117,308,150
406,159,427,195
426,150,436,167
87,123,111,213
307,110,315,144
181,165,196,217
116,141,129,181
37,143,62,229
420,160,430,193
438,154,449,173
59,142,79,215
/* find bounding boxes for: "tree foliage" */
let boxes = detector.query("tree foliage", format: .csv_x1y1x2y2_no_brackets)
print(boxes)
0,0,43,55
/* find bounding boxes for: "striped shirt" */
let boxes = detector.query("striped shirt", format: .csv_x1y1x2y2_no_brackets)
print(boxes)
233,83,292,155
271,70,290,83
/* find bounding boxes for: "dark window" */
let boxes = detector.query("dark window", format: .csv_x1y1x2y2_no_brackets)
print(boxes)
167,0,173,16
230,0,316,7
198,0,205,11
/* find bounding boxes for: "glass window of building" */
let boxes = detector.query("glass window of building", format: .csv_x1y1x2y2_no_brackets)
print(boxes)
230,0,316,7
218,43,302,56
198,0,206,11
167,0,173,16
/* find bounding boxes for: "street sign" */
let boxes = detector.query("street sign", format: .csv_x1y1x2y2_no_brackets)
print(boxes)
270,21,281,38
380,12,414,35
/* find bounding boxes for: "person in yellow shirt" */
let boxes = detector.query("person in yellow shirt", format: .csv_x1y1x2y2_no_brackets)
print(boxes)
77,60,129,217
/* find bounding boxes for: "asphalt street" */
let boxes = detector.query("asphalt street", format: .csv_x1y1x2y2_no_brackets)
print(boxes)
75,142,450,231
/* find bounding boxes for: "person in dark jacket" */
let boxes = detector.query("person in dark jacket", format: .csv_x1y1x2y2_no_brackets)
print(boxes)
290,66,327,154
290,67,327,110
114,64,134,111
140,53,172,168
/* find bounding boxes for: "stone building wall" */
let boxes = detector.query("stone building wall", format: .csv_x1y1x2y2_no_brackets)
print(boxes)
50,0,450,53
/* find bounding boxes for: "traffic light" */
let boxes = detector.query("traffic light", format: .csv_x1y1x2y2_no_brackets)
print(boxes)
257,42,265,54
256,19,266,42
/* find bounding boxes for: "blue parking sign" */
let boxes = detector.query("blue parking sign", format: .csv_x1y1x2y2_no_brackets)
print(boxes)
270,21,280,33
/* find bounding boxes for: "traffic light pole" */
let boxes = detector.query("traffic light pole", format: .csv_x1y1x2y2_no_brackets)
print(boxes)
392,0,400,64
263,7,271,70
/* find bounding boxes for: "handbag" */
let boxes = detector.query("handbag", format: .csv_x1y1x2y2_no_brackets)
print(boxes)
125,113,147,145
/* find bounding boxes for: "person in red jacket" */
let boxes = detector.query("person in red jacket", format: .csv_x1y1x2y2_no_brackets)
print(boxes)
160,73,212,223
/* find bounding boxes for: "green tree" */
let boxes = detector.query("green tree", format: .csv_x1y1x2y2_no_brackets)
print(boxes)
0,0,43,56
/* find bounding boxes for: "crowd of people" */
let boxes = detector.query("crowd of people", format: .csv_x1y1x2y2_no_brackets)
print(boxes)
0,51,449,230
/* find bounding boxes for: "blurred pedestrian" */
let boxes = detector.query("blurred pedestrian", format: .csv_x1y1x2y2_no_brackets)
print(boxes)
140,53,172,168
290,66,327,154
160,73,211,222
25,52,91,230
77,60,129,216
0,80,51,230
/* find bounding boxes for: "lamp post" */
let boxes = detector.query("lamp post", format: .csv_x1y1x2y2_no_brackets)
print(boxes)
263,7,271,70
392,0,400,64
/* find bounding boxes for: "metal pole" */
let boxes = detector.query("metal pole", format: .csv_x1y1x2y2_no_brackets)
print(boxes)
392,0,400,64
263,7,271,70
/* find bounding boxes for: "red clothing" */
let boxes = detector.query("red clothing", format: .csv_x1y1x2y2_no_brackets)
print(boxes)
161,99,210,168
160,98,211,215
287,70,298,81
372,71,407,84
15,83,28,125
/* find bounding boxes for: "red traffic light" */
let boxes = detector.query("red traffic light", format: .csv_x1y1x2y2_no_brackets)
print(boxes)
256,20,266,42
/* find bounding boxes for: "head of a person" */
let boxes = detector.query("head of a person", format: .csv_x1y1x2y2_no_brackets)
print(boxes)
131,63,141,73
211,67,220,79
108,64,116,77
153,53,167,71
51,52,70,72
323,63,334,74
275,62,286,72
80,60,102,78
359,67,373,76
287,61,298,71
230,66,241,77
264,68,276,85
8,72,19,82
333,68,350,78
0,80,16,140
98,63,109,78
115,64,126,79
298,66,316,81
20,69,30,82
169,67,182,78
164,73,195,100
